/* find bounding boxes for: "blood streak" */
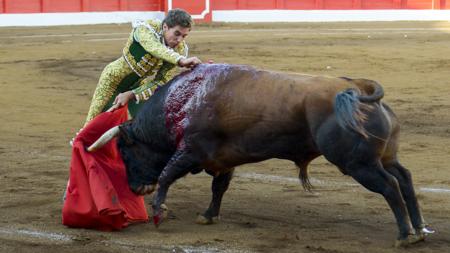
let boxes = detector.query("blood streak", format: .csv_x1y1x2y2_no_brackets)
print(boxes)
164,68,207,148
164,64,231,148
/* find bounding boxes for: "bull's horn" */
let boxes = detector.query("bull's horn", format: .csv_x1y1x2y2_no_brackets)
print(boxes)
87,126,120,152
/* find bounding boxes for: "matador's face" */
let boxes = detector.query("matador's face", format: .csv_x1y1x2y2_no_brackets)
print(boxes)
163,23,190,48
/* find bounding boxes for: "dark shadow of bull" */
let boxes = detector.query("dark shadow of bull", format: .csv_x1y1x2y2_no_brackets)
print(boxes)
87,64,434,247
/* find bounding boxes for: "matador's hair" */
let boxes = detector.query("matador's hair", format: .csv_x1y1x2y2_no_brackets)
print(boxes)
163,9,193,29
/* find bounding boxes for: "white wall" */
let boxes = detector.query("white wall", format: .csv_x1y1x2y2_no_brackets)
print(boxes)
0,11,164,27
213,10,450,22
1,10,450,27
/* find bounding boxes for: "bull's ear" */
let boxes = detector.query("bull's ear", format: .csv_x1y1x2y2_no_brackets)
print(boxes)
118,125,134,145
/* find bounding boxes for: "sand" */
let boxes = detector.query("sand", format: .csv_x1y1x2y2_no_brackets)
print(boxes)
0,21,449,252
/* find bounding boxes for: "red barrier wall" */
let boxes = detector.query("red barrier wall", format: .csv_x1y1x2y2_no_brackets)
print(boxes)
212,0,448,10
0,0,448,14
169,0,212,22
0,0,162,13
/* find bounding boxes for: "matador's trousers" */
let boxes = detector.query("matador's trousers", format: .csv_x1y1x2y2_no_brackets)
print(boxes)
85,57,145,125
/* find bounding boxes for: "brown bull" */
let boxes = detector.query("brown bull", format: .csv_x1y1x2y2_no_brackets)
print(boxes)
88,64,433,246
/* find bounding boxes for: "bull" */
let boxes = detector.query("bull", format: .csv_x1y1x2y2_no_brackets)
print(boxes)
88,64,433,246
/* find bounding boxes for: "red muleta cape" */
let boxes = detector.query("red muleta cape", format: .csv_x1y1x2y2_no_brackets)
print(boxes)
62,105,148,230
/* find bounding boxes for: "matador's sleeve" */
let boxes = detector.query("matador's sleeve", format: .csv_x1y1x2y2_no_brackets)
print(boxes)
132,62,178,103
134,25,185,65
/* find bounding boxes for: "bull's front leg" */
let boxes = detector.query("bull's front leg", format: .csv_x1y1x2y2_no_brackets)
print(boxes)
196,169,234,225
152,149,200,227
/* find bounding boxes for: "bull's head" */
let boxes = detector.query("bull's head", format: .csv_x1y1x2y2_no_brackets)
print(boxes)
117,127,161,194
87,124,163,195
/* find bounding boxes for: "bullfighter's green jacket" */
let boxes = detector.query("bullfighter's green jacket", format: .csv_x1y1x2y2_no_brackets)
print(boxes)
85,19,188,124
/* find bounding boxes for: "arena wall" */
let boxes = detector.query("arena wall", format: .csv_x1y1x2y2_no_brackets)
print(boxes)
0,0,449,26
0,0,448,13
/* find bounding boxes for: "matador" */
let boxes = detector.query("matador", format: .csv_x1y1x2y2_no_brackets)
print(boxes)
84,9,202,126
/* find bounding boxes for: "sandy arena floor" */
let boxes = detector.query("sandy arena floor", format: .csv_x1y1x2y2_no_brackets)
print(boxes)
0,21,450,253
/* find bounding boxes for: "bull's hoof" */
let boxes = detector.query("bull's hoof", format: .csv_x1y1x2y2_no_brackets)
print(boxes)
153,210,164,228
160,203,169,219
153,214,163,227
195,214,219,225
419,225,435,235
394,234,425,248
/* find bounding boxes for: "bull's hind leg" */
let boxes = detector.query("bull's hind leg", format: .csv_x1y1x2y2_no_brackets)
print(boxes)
384,162,434,239
196,169,235,225
152,149,201,227
346,159,415,246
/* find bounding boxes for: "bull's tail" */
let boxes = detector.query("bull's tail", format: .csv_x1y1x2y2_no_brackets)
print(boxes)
299,165,313,192
296,161,313,192
334,80,384,138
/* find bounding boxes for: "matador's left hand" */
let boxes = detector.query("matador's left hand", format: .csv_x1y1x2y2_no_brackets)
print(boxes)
107,91,134,112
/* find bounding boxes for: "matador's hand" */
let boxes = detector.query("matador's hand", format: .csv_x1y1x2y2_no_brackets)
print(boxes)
178,57,202,69
107,91,134,112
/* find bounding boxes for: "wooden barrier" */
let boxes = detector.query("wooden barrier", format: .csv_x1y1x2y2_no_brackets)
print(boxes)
0,0,448,14
0,0,448,24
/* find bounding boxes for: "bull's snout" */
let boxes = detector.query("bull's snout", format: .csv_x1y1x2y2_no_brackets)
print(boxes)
132,184,156,195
